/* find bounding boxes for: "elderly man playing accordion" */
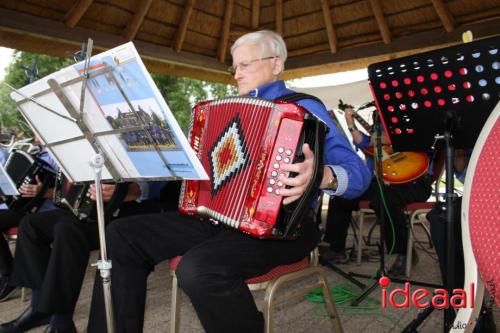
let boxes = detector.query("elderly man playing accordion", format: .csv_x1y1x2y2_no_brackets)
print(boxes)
87,30,372,333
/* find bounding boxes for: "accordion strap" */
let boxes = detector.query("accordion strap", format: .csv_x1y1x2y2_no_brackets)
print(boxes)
275,92,325,107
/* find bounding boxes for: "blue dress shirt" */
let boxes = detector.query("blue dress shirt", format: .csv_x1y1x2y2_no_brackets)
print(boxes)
248,80,371,199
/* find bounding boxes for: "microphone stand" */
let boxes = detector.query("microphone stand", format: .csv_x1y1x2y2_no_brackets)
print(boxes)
350,111,388,306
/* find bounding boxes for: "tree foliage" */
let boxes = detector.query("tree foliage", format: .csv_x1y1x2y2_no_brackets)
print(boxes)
1,51,236,137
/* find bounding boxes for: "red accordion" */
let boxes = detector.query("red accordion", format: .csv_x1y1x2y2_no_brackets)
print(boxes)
179,96,324,239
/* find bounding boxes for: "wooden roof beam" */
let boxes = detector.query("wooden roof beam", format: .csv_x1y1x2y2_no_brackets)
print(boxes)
368,0,391,44
123,0,153,41
275,0,283,35
217,0,234,63
251,0,260,29
63,0,94,28
319,0,338,53
431,0,455,32
173,0,196,53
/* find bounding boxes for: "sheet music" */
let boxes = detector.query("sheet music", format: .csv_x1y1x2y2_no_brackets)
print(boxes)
10,42,208,183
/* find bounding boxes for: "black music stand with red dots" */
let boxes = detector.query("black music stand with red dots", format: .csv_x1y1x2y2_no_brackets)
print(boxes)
368,35,499,332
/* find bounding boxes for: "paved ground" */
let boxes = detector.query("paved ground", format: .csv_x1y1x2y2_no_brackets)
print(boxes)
1,208,498,332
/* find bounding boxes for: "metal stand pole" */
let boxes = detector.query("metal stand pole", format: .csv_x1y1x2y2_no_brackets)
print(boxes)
90,154,116,333
350,111,387,307
443,131,456,332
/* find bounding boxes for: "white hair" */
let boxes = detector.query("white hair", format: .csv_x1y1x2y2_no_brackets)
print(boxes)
231,30,287,69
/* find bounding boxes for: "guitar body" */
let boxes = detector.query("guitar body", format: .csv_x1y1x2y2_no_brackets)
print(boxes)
365,147,429,184
337,100,430,185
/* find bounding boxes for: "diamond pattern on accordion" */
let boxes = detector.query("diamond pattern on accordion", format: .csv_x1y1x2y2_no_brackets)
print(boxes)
209,114,250,196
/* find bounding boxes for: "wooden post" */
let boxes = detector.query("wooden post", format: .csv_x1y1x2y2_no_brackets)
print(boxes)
252,0,260,29
173,0,196,52
217,0,234,63
319,0,338,54
275,0,283,35
431,0,455,32
63,0,94,28
123,0,153,41
368,0,391,44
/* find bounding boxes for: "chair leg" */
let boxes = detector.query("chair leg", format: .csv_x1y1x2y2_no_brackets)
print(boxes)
418,217,434,248
357,211,364,265
21,287,26,302
170,274,180,333
262,267,344,333
406,212,417,277
318,269,344,333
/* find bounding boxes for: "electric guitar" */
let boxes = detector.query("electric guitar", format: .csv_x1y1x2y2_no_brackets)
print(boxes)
337,100,429,184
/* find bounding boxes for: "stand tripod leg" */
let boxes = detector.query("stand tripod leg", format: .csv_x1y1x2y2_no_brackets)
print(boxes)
319,258,366,290
350,269,383,307
402,306,436,333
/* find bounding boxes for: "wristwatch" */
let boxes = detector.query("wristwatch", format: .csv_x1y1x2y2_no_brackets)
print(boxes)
326,167,338,189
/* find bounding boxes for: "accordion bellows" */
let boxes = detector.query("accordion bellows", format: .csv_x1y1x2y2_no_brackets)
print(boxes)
179,96,324,239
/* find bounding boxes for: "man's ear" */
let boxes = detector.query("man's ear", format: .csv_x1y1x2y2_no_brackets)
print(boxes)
272,58,284,76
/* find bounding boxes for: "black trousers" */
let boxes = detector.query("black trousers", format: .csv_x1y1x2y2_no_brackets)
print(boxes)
0,209,24,276
324,183,374,252
324,177,431,255
87,210,320,333
9,200,162,315
427,197,465,289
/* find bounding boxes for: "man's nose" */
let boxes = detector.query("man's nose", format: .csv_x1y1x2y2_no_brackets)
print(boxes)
233,66,243,79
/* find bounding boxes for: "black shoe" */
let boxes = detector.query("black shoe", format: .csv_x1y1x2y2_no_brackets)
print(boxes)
388,254,406,278
319,246,350,264
388,250,419,278
43,324,77,333
0,306,50,333
0,276,19,302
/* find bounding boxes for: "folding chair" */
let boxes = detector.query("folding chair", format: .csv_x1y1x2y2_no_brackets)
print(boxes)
168,248,343,333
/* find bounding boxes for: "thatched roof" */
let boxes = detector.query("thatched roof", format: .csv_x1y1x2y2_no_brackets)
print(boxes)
1,0,499,84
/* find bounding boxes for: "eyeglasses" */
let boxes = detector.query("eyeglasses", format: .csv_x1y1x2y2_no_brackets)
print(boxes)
228,56,277,75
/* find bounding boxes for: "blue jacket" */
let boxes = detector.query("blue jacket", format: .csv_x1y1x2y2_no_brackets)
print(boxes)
248,80,371,199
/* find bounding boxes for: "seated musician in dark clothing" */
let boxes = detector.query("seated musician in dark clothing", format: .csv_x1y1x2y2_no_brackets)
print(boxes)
321,105,435,276
0,179,177,333
86,30,371,333
0,145,58,302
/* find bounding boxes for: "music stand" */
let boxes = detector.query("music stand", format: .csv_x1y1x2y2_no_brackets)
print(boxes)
9,40,208,332
368,35,499,332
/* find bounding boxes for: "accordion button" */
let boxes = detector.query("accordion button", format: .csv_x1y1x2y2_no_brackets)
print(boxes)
267,187,273,193
276,155,282,161
284,157,290,163
278,147,284,153
286,149,292,156
271,171,278,177
273,163,280,169
269,179,276,185
278,181,283,187
275,189,280,195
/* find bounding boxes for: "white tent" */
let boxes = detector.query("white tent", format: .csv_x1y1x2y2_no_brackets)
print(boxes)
293,79,373,111
292,79,376,140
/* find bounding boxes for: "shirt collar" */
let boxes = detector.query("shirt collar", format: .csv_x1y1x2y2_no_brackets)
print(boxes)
247,80,288,100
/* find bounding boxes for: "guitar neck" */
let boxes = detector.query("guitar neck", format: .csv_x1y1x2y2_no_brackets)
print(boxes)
353,113,373,133
337,100,374,134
